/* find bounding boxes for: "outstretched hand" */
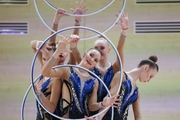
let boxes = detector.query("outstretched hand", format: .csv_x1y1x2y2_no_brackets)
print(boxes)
70,34,80,48
53,8,69,24
116,12,129,30
102,94,120,107
56,35,80,53
71,0,88,21
56,36,72,54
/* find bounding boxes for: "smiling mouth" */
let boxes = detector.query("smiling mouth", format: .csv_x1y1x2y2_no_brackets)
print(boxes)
86,60,91,65
59,54,64,58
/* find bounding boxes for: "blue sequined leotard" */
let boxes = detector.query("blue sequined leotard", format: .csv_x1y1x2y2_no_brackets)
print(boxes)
93,65,114,102
69,68,96,119
36,76,61,120
103,72,138,120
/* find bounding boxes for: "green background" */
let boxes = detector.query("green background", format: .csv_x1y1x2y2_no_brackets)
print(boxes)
0,0,180,120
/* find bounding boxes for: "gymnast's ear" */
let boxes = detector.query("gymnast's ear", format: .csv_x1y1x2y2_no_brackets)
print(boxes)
143,65,149,71
83,52,86,57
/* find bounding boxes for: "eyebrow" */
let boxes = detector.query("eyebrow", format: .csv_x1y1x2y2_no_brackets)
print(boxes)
46,47,52,51
46,46,56,51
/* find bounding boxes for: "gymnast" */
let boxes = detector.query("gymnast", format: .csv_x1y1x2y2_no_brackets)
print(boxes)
70,11,129,110
41,35,119,119
100,54,159,120
33,3,86,119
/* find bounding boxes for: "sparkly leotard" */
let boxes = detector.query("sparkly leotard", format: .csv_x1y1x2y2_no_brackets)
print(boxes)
89,65,114,116
102,72,138,120
69,68,96,119
36,77,61,120
93,65,114,102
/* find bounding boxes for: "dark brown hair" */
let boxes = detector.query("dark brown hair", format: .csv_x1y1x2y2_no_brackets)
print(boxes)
87,48,102,56
46,42,56,52
138,55,159,72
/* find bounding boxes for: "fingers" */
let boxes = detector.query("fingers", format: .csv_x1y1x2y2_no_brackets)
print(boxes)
57,8,65,14
83,8,88,13
59,36,71,44
79,0,83,9
57,8,69,16
76,1,79,9
125,12,128,18
80,0,86,10
35,79,43,94
84,116,95,120
73,0,87,14
112,94,119,99
71,8,75,14
70,34,80,41
67,49,72,53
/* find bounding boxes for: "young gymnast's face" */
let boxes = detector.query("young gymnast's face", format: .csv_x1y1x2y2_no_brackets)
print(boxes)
139,66,158,83
42,47,55,66
42,46,67,66
94,38,110,60
83,49,101,69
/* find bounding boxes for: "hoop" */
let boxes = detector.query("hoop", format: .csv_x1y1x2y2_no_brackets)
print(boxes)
34,0,127,40
21,26,123,120
44,0,114,17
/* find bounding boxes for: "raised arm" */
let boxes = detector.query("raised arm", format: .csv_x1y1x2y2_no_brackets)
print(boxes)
132,90,142,120
30,40,44,68
71,0,88,35
113,12,129,73
69,0,88,64
41,36,71,78
48,8,69,45
30,8,68,68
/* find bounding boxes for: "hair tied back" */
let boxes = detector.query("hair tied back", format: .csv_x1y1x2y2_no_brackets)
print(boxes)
149,55,158,63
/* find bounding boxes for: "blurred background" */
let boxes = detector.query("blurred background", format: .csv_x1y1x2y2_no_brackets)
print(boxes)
0,0,180,120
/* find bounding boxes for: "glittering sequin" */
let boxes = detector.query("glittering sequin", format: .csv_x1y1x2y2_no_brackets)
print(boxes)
69,68,95,119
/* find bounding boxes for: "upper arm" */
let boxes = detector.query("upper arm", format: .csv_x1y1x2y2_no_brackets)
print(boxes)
112,34,126,73
30,40,37,52
88,80,98,106
48,23,58,45
71,47,82,64
49,78,62,108
110,71,125,96
42,67,68,79
30,40,44,68
67,52,76,65
132,89,142,120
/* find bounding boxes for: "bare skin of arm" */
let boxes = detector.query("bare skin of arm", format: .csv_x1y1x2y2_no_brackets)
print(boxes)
70,0,88,64
112,12,129,74
30,40,44,68
71,0,88,36
86,72,122,119
88,79,120,112
88,80,102,111
48,8,69,45
41,36,72,78
132,90,142,120
30,8,68,68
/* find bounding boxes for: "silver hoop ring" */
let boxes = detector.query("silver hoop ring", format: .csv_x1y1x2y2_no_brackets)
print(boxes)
34,0,127,40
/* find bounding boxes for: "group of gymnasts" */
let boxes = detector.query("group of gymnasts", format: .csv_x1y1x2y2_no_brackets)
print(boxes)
31,1,159,120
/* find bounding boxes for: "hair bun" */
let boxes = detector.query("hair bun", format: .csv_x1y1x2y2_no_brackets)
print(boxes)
149,55,158,63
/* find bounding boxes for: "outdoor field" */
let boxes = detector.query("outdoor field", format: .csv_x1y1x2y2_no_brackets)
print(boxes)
0,0,180,120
